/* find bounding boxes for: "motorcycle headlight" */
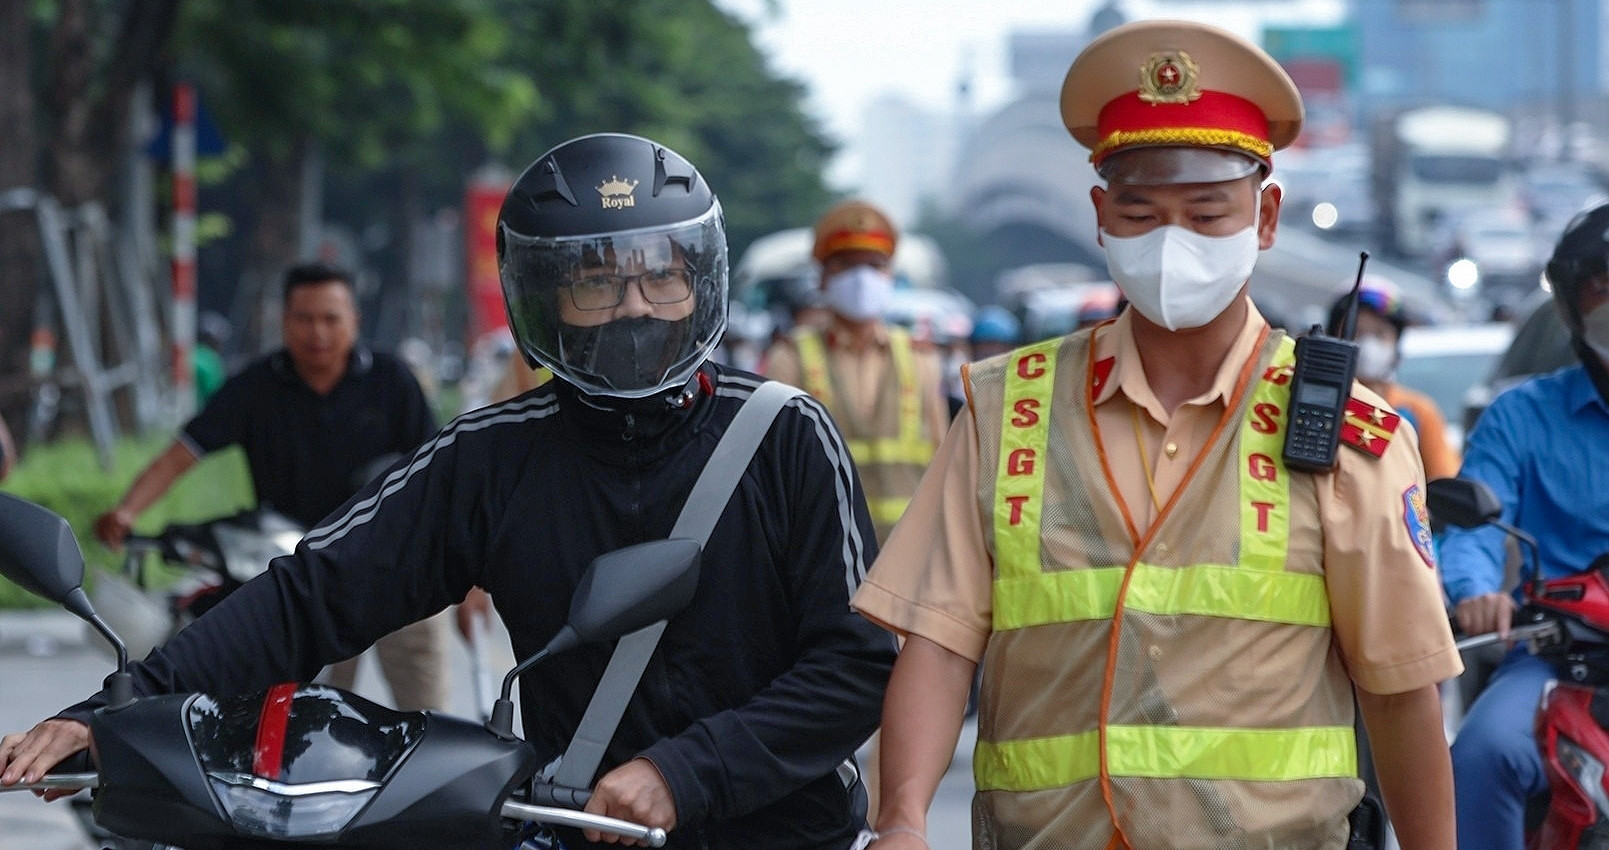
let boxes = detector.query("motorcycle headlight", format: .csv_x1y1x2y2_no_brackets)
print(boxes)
208,772,379,839
1557,736,1609,817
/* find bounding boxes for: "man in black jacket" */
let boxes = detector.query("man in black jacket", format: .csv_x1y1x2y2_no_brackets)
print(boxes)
0,133,894,850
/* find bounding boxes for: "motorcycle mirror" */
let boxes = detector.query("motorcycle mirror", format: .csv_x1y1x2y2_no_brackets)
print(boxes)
487,538,702,738
0,493,134,707
0,492,88,603
562,538,702,648
1426,477,1503,531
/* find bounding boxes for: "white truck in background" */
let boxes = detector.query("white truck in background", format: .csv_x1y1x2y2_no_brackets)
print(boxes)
1370,105,1520,258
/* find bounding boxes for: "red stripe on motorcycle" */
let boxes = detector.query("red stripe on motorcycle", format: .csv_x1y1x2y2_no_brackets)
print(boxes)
252,683,298,779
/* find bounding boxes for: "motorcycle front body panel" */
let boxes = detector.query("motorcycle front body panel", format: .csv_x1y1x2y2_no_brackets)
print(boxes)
90,684,539,850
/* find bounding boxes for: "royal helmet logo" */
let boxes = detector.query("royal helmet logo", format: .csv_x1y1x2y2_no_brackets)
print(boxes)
1138,50,1202,105
597,175,639,210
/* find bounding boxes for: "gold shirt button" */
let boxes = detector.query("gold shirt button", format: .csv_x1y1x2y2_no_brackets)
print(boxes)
1156,542,1169,554
1164,441,1179,458
1149,645,1164,661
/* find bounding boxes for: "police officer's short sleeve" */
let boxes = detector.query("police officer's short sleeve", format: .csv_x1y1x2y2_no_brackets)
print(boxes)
852,408,993,662
1320,387,1464,695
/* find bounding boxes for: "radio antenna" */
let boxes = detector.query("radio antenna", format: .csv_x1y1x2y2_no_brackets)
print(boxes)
1338,251,1370,341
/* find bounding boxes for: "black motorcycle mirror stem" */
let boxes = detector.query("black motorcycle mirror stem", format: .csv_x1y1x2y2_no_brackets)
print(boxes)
485,626,581,739
482,539,702,740
0,493,134,709
70,591,135,710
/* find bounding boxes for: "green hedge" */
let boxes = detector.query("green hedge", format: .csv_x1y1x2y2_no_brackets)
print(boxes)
0,436,254,608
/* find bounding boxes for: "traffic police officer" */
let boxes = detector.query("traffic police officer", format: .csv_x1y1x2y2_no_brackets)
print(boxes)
851,20,1461,850
762,200,950,544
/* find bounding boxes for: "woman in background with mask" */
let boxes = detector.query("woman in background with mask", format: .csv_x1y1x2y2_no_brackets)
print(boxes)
1326,278,1460,480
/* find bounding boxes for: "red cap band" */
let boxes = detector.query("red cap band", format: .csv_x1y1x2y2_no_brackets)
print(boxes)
1091,90,1272,166
817,229,895,259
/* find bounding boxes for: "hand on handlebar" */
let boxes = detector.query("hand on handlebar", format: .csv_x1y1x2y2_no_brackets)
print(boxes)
1455,592,1515,640
0,719,90,801
583,758,676,846
94,508,137,551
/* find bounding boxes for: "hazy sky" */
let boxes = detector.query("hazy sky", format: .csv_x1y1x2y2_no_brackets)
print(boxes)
716,0,1347,182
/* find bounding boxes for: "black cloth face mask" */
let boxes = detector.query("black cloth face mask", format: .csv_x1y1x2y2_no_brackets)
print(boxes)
558,316,691,394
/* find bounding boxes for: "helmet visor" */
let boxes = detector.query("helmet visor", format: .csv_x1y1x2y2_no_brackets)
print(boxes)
500,203,728,398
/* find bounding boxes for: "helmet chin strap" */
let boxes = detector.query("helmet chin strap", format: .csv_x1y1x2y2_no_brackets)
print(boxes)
570,372,700,415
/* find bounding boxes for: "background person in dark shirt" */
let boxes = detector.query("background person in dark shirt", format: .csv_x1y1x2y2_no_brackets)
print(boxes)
91,262,450,711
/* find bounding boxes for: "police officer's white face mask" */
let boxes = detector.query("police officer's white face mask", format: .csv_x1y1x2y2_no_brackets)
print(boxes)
824,265,895,322
1101,211,1260,331
1354,334,1398,382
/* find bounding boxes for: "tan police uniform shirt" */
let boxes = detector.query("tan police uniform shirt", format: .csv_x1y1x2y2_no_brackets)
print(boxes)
762,321,952,460
853,302,1462,697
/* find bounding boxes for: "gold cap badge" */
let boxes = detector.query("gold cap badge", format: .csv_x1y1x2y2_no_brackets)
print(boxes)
1138,50,1201,105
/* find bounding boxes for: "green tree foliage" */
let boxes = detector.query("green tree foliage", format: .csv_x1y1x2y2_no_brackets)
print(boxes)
180,0,832,271
493,0,836,256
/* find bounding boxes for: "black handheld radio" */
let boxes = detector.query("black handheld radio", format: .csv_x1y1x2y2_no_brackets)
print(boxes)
1281,252,1369,473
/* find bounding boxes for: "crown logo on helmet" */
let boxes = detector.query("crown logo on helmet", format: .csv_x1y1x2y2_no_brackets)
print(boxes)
597,175,639,210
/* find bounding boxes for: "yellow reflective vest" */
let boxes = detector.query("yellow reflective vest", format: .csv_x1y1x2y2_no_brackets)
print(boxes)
794,326,937,543
963,328,1361,850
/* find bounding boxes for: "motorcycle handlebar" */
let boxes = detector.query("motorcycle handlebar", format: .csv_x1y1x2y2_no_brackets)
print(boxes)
11,774,665,848
1,772,98,793
500,800,667,847
1453,620,1559,653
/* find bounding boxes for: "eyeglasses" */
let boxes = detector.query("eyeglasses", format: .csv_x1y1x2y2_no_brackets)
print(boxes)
565,269,694,311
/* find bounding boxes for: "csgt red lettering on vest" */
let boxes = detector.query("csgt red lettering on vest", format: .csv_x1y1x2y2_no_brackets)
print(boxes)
1011,398,1041,428
1263,365,1292,386
1017,353,1046,380
1251,402,1282,435
1006,448,1036,477
1252,501,1276,532
1005,495,1031,526
1248,453,1278,482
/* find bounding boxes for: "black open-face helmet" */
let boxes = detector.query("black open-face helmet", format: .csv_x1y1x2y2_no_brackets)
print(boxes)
497,133,728,399
1545,201,1609,332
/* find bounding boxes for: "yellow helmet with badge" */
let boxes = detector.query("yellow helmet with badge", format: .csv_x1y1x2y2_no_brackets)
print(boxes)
1060,19,1304,185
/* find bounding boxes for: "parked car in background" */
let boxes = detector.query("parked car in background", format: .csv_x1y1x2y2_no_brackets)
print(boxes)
1430,206,1546,314
1273,142,1376,240
1395,322,1516,452
1460,291,1576,436
1521,161,1608,249
884,285,976,344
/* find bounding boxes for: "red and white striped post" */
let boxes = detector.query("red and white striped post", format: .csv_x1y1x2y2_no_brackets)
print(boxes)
171,82,198,420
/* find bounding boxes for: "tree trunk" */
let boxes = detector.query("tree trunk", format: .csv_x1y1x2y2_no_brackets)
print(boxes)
0,0,40,444
45,0,181,206
233,142,308,356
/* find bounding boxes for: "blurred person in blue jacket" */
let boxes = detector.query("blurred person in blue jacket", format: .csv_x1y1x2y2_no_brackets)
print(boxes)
1441,202,1609,849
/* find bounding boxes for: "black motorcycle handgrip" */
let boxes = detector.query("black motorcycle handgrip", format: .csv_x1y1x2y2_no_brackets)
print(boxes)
528,782,591,808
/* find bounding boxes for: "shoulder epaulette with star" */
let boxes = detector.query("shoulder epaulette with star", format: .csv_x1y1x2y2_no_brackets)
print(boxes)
1339,396,1401,459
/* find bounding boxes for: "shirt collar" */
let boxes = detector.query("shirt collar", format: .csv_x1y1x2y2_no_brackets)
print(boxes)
824,320,891,350
1565,362,1609,415
1092,299,1269,415
270,345,372,386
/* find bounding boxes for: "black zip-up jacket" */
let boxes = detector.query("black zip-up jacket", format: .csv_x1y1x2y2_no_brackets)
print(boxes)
63,363,896,850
